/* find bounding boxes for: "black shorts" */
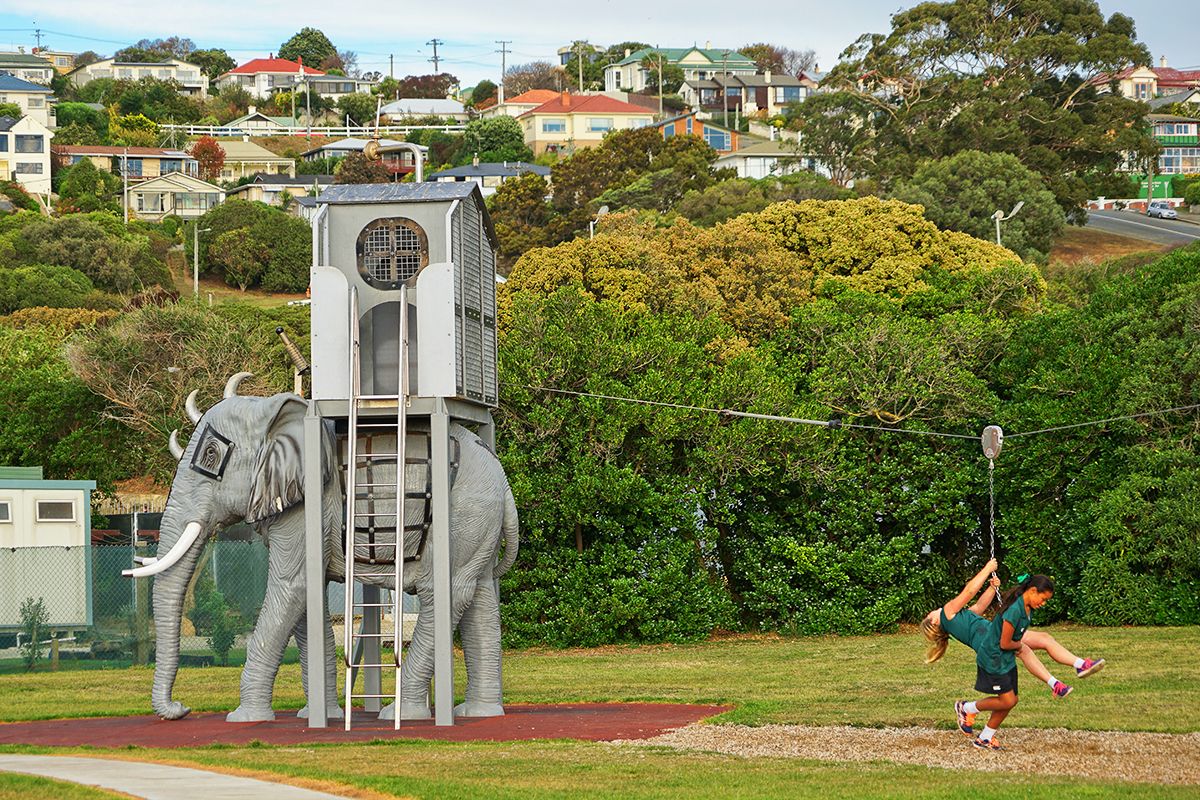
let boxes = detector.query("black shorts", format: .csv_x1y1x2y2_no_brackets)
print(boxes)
975,665,1019,695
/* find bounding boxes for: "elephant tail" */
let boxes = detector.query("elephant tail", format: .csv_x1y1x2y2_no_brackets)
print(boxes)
493,485,519,579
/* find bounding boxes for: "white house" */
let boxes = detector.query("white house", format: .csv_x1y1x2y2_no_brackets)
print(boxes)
0,72,56,129
379,98,469,122
216,57,323,98
67,57,209,96
127,172,224,222
0,114,52,194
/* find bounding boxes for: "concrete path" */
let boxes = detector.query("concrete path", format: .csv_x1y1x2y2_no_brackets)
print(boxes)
0,755,349,800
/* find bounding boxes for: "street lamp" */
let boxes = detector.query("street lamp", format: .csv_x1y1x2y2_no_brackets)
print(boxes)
992,200,1024,247
589,205,609,239
193,226,212,296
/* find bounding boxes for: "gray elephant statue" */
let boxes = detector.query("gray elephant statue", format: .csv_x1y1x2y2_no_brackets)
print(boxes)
131,376,518,723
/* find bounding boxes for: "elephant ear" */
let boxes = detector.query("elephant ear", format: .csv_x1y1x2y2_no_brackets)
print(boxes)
246,394,309,525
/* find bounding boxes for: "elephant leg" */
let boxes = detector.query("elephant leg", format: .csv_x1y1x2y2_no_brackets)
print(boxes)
227,544,306,722
382,587,435,720
294,602,343,720
455,577,504,717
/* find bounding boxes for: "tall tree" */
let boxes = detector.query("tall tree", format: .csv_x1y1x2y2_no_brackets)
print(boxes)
739,43,817,75
892,149,1066,261
189,48,236,81
395,73,458,99
819,0,1158,222
278,28,336,69
504,62,566,96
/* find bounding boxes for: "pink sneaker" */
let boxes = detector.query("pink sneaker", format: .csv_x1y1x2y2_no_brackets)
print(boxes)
1052,680,1073,698
1077,658,1106,678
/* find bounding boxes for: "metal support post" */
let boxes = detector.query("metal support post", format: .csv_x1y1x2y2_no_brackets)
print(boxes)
303,403,328,728
431,399,454,725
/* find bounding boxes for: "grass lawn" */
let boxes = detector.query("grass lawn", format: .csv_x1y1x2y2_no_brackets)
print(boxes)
1,626,1196,799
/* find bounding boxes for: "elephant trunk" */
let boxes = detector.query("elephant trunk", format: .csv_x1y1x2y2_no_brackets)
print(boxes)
149,514,208,720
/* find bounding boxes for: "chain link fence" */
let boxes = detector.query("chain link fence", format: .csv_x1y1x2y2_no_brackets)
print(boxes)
2,541,417,671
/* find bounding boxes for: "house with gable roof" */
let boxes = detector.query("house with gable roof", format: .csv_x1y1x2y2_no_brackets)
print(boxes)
0,72,56,129
1093,57,1200,102
216,57,323,98
604,46,756,93
478,89,562,120
518,92,655,156
0,114,52,194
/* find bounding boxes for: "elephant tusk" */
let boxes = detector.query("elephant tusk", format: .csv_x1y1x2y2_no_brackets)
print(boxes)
122,521,204,578
185,390,203,424
224,371,253,398
169,430,184,461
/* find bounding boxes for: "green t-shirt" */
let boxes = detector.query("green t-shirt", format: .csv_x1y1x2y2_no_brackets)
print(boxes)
975,600,1030,675
940,608,991,652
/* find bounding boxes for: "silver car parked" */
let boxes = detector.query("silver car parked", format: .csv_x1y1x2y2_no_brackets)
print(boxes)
1147,201,1178,220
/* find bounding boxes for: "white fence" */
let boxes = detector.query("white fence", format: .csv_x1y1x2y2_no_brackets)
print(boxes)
161,124,466,140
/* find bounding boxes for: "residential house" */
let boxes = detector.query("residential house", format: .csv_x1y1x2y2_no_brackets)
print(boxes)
33,48,76,74
0,51,55,84
54,144,198,184
0,72,56,129
604,46,756,93
715,139,813,179
518,92,655,156
286,194,321,223
216,139,296,180
307,75,378,104
1148,113,1200,176
0,115,52,194
679,70,808,117
127,172,224,221
216,57,322,98
379,98,469,122
428,160,550,197
225,173,334,205
657,112,749,153
1094,57,1200,101
300,137,426,176
478,89,561,120
1148,89,1200,111
67,57,209,96
224,107,296,134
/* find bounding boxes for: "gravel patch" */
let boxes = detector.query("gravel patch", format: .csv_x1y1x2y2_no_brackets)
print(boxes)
607,723,1199,785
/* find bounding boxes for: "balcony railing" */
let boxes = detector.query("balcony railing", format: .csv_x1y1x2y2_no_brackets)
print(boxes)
160,123,466,139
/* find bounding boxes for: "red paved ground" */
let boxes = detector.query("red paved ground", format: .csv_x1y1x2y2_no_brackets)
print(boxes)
0,704,730,749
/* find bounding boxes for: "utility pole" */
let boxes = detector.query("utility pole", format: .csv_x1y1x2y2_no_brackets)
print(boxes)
428,39,442,73
722,49,729,128
496,40,510,104
390,54,394,79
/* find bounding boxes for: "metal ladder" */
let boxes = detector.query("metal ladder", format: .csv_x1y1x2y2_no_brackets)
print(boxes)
342,285,409,730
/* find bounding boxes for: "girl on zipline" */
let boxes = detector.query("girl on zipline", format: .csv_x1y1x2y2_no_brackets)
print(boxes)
920,560,1105,749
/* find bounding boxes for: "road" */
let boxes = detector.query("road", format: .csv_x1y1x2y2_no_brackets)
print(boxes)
1085,209,1200,248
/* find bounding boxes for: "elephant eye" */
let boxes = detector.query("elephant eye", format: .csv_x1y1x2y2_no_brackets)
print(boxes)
191,424,236,480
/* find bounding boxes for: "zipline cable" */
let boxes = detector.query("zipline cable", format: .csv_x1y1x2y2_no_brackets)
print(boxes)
504,384,1200,443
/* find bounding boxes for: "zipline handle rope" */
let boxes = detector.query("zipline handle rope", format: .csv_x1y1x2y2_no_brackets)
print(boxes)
981,426,1005,606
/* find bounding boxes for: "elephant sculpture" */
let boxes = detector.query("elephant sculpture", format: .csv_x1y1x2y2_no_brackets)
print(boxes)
133,375,518,723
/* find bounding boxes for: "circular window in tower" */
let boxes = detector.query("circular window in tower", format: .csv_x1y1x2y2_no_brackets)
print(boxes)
355,217,430,289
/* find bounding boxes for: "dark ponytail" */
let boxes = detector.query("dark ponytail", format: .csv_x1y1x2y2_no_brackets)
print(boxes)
999,573,1054,613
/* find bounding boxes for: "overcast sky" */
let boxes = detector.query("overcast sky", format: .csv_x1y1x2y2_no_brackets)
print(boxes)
1,0,1194,88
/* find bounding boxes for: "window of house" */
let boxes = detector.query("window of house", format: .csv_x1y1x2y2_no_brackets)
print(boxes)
36,500,75,522
0,500,11,523
15,135,43,154
0,134,7,152
28,97,44,108
161,159,183,173
56,56,69,67
774,86,801,104
137,193,162,212
629,118,652,129
704,128,731,150
124,159,143,177
1134,82,1149,99
15,163,43,173
268,75,275,88
613,72,622,88
587,118,613,132
356,217,430,289
663,122,675,137
726,87,742,98
542,118,566,133
686,118,693,134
